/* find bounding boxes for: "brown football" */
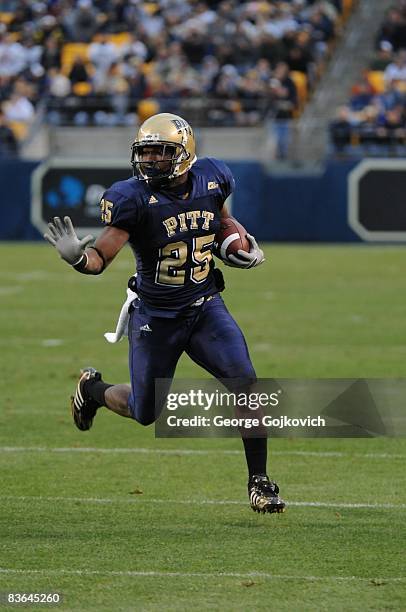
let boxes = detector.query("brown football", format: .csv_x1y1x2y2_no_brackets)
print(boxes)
214,217,250,259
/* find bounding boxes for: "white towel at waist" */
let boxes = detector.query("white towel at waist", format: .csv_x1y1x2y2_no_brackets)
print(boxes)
104,286,138,343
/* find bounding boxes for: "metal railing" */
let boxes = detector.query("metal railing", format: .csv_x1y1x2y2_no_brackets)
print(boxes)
21,99,406,162
44,95,275,127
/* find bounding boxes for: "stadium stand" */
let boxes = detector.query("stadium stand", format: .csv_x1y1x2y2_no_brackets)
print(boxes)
330,0,406,156
0,0,356,154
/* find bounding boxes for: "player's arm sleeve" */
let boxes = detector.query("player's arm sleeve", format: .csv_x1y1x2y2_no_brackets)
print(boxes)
208,158,236,209
219,161,235,202
100,188,143,233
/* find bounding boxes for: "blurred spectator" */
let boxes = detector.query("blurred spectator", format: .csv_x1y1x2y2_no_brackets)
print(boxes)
127,58,148,100
138,6,165,38
8,4,34,33
377,105,406,145
306,5,335,59
35,15,63,45
97,0,128,34
332,0,406,155
329,105,352,152
357,105,381,147
199,55,220,93
40,36,62,71
105,61,130,124
23,35,43,72
255,58,273,83
2,92,34,122
181,29,208,67
269,61,298,159
376,6,406,52
0,108,18,157
89,34,118,73
121,33,149,63
0,31,26,78
214,64,241,99
369,41,394,71
261,5,298,39
47,68,71,97
286,31,315,79
349,75,375,111
62,0,101,43
384,50,406,84
269,61,298,118
68,56,90,84
0,0,353,128
377,79,405,112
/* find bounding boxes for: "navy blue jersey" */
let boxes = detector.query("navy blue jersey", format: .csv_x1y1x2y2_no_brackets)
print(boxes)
100,157,235,313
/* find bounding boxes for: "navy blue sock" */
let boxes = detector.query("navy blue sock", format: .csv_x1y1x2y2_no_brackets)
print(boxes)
83,379,113,407
242,437,267,478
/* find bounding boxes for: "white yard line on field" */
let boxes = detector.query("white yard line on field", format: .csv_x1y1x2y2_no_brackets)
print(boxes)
1,495,405,511
0,286,23,296
0,567,403,583
0,270,100,283
0,446,404,460
41,339,64,347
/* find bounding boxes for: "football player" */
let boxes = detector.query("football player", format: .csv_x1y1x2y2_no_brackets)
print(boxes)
44,113,285,514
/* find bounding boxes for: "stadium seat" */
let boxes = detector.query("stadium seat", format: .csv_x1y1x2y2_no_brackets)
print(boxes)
141,61,156,76
142,2,159,15
0,12,13,24
92,32,132,46
367,71,385,93
343,0,354,21
137,99,160,123
350,130,360,146
61,43,90,75
290,71,308,113
9,121,29,141
396,80,406,93
109,32,132,46
72,82,92,96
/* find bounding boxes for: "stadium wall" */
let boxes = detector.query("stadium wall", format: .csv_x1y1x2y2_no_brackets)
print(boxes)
1,159,403,243
230,160,359,242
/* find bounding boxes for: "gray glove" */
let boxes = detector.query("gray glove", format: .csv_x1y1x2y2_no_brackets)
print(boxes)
225,234,265,269
44,216,94,265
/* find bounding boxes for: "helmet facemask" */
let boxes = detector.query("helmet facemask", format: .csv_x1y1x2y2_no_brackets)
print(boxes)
131,141,190,185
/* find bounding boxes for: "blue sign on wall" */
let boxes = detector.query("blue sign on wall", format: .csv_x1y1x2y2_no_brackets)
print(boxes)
31,158,132,238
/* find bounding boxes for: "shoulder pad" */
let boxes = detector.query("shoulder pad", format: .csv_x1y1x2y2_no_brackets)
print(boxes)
107,177,147,202
101,178,146,229
203,157,235,200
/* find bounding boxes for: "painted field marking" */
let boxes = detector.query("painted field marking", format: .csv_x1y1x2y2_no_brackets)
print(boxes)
1,495,405,511
0,447,404,460
0,567,403,583
0,286,23,296
41,339,64,347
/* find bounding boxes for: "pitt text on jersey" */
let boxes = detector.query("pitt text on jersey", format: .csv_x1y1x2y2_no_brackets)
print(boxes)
162,210,215,238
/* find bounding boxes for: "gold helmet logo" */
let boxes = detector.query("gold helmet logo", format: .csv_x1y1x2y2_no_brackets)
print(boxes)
131,113,197,182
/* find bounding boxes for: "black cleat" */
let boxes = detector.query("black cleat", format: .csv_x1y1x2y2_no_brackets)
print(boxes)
71,367,102,431
248,475,286,514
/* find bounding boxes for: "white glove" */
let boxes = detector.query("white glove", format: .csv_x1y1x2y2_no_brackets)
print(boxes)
224,234,265,269
44,216,94,265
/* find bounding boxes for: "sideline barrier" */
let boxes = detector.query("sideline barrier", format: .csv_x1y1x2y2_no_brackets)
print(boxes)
0,158,404,243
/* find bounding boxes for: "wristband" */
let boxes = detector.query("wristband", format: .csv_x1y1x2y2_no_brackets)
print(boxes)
72,253,88,272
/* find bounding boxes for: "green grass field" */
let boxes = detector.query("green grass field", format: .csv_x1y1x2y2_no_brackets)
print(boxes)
0,243,405,611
